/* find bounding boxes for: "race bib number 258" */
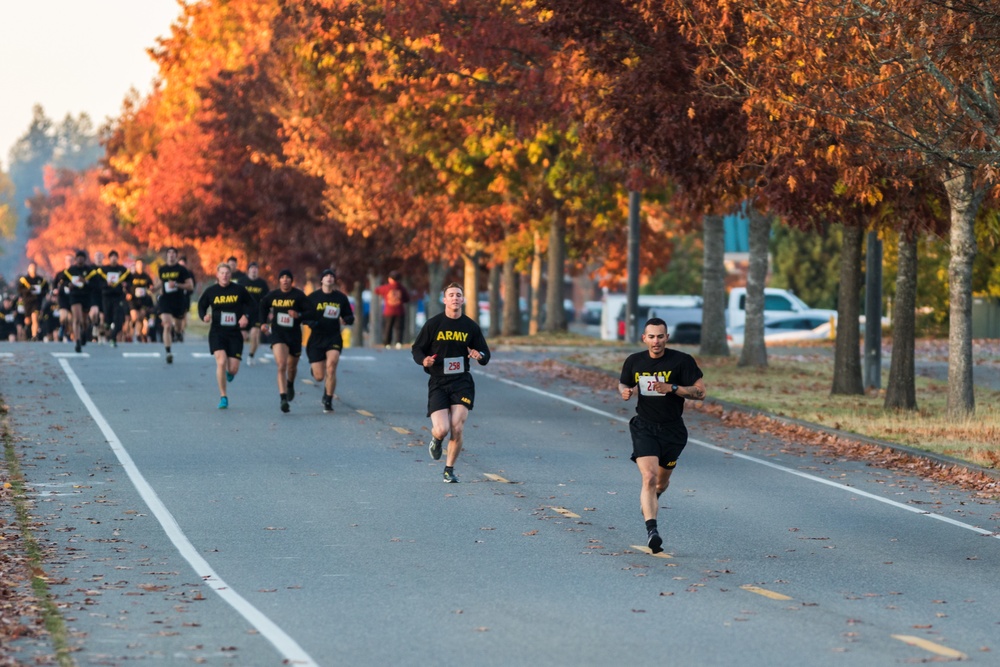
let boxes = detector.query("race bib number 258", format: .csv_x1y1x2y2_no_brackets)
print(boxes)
443,357,464,374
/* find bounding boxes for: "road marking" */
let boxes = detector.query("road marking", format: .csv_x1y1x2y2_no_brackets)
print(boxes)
0,352,13,358
552,507,580,518
356,409,374,417
740,585,793,601
481,372,1000,541
341,355,375,361
57,359,318,667
630,545,673,558
891,635,967,660
52,352,89,358
122,352,161,358
191,352,213,358
483,473,512,483
392,426,410,434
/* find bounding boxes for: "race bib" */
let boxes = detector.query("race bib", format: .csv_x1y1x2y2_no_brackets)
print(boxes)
638,374,667,396
106,272,121,285
164,281,177,293
4,313,14,322
443,356,464,375
276,312,293,327
323,304,340,319
31,284,41,294
71,275,84,288
220,311,237,326
135,287,147,297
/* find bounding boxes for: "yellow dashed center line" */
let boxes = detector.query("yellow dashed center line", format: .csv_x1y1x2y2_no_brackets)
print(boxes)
891,635,967,660
740,585,792,601
551,507,580,518
356,410,374,417
631,545,673,558
483,473,511,483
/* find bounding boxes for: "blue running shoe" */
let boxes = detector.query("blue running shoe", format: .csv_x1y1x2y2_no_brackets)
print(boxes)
218,396,229,410
226,371,235,382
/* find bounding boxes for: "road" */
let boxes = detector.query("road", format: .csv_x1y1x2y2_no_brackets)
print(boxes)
1,340,998,666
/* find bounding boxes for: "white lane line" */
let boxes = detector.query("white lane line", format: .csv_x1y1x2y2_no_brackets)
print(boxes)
57,359,318,666
52,352,89,358
122,352,161,358
0,352,14,358
480,371,1000,540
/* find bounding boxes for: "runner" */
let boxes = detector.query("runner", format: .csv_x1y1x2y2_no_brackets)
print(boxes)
198,263,254,409
305,268,355,413
227,256,248,285
618,317,706,554
0,294,17,342
156,247,195,363
54,253,74,342
239,261,269,365
125,259,155,342
259,269,312,413
16,262,49,341
411,282,490,483
57,250,99,353
97,250,130,347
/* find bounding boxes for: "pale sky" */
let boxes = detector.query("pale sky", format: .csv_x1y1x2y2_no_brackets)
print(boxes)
0,0,183,166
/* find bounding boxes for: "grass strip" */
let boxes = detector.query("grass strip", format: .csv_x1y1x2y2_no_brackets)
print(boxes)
0,397,76,667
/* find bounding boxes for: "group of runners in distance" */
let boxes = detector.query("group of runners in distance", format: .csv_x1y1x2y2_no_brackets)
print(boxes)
2,248,195,352
4,251,708,552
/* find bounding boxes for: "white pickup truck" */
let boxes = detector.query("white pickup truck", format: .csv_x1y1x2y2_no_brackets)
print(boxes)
602,288,837,342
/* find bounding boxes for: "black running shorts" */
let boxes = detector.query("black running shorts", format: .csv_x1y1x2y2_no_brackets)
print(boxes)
426,373,475,416
269,327,303,357
209,330,244,360
306,333,343,363
628,415,687,469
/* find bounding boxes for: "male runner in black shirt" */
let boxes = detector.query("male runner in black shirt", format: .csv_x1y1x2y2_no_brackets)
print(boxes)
305,269,355,413
125,259,155,342
619,317,706,554
157,247,195,363
198,263,255,409
17,262,49,341
259,269,312,413
411,282,490,483
97,250,130,347
239,261,269,365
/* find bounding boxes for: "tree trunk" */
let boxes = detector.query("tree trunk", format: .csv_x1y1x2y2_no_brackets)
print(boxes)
831,224,864,395
737,208,770,367
884,232,918,411
941,166,983,419
544,207,567,332
501,257,521,336
351,281,365,347
426,260,447,319
462,251,479,323
488,263,501,338
699,213,730,356
368,271,382,349
529,231,543,335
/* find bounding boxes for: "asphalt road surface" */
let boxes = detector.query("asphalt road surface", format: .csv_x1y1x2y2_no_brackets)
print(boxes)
1,340,998,666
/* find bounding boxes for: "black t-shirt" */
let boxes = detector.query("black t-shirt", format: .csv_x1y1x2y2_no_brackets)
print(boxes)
126,272,154,301
99,263,130,296
619,349,703,424
411,312,490,377
197,282,255,332
241,277,269,305
18,275,49,310
158,263,193,303
259,288,311,332
305,289,355,336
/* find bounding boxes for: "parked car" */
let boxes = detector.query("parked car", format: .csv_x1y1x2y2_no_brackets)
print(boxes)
727,314,834,346
668,322,702,345
580,301,603,325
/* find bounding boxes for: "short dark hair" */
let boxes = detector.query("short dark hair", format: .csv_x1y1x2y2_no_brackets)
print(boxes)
227,256,238,263
644,317,668,332
248,261,258,269
321,268,336,279
278,269,293,280
444,282,463,293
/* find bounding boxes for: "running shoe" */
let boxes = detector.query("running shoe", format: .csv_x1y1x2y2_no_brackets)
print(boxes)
218,396,228,409
647,529,663,554
226,371,235,383
75,340,81,353
443,469,459,483
428,437,443,461
280,397,290,413
287,382,295,402
166,353,173,364
322,396,333,413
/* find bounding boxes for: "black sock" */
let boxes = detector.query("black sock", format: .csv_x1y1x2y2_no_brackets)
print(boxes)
280,393,287,400
645,519,658,532
444,466,454,473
